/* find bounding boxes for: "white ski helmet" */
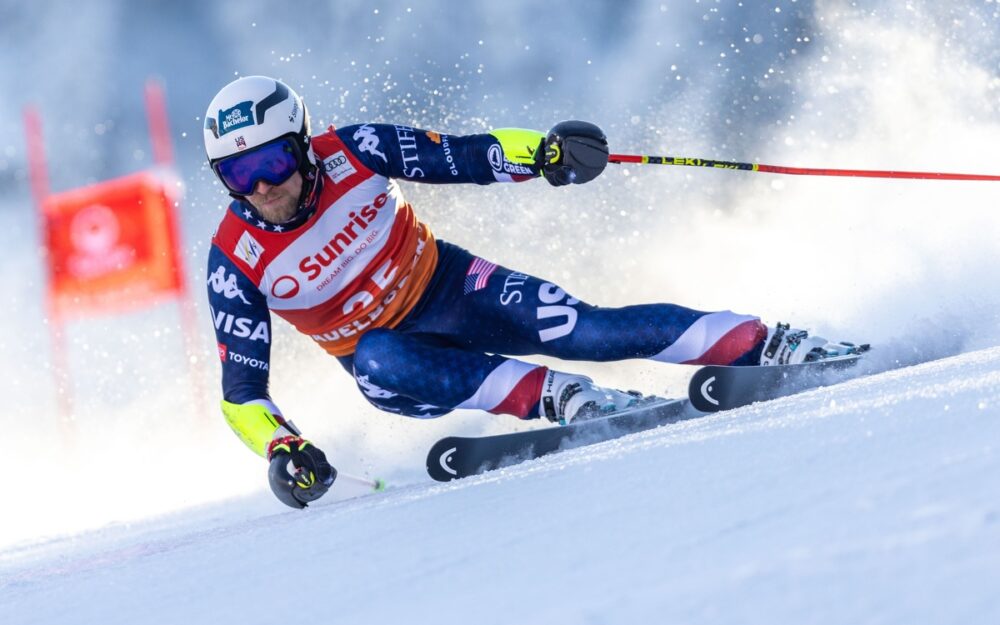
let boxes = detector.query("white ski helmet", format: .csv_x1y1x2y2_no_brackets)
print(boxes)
203,76,315,195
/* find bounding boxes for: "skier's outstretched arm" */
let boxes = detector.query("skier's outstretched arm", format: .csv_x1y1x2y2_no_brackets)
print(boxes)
335,120,609,186
207,247,335,508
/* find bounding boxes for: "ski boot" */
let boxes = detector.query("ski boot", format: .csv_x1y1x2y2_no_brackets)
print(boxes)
539,371,641,425
760,322,870,366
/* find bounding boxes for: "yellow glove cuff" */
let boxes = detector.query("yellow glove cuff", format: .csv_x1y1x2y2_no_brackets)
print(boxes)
220,400,283,457
489,128,545,166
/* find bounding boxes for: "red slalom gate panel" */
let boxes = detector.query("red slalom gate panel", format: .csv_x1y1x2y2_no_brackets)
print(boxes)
42,171,185,319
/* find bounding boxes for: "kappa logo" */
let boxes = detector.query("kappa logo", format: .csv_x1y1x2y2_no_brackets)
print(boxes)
219,101,254,136
234,231,264,269
356,374,397,399
353,124,387,162
323,150,357,184
208,265,251,304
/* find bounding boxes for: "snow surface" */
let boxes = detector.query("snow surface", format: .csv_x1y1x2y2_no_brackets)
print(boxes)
3,348,998,624
2,1,1000,623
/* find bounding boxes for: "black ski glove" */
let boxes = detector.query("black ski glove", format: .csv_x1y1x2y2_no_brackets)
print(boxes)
537,120,609,186
266,435,337,509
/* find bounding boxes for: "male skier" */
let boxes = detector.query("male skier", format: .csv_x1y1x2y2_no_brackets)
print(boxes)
205,76,836,507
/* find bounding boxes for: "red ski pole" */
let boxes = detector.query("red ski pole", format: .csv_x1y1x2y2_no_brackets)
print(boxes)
608,153,1000,181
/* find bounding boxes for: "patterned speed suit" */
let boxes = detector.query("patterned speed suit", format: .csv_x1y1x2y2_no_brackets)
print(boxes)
207,123,768,422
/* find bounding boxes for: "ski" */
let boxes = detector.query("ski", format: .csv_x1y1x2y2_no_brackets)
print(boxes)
688,352,868,412
426,397,693,481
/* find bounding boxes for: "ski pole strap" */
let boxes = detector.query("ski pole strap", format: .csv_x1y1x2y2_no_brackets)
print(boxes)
608,153,1000,181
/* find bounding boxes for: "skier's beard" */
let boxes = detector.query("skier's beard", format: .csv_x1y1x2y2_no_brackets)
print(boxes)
247,172,303,223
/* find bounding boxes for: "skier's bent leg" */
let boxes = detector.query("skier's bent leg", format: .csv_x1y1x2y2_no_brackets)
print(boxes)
351,329,645,424
351,329,549,419
536,305,847,368
399,243,769,367
640,308,768,366
524,300,769,366
522,290,769,366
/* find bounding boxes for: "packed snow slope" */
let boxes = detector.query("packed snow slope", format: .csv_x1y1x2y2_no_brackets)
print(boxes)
2,0,1000,547
2,347,998,625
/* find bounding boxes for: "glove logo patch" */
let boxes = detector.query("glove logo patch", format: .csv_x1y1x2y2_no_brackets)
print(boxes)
546,143,561,165
295,470,316,489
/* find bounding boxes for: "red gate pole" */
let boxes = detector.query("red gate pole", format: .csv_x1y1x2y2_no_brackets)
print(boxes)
145,78,211,424
23,105,76,446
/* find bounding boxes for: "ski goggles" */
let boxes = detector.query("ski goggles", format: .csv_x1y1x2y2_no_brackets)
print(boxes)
212,136,303,195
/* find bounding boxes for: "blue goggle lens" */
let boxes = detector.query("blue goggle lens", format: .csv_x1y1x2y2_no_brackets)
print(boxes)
214,138,300,195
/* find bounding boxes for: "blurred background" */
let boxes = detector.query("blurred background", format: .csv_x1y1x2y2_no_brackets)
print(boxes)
1,0,998,547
